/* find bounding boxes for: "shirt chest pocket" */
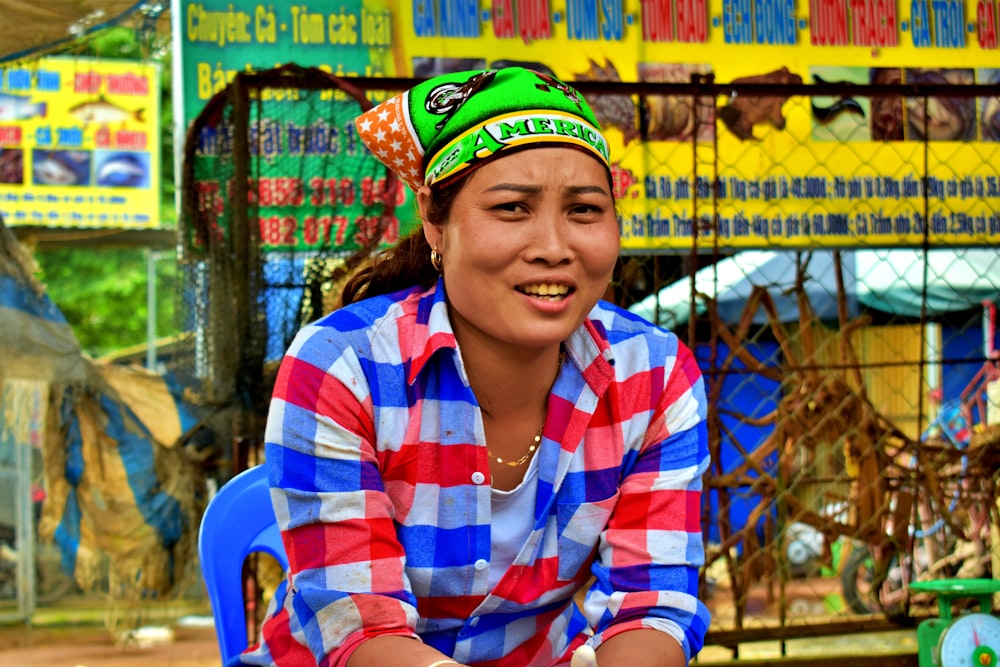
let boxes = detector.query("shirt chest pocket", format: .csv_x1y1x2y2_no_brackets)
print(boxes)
554,493,619,581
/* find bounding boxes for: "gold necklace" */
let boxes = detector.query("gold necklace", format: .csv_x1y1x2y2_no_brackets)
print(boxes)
486,348,563,468
489,418,544,467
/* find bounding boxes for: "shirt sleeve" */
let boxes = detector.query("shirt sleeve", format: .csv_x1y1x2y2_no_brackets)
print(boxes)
583,338,712,661
252,328,421,667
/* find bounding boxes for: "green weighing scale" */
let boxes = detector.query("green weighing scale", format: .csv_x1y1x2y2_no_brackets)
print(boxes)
911,579,1000,667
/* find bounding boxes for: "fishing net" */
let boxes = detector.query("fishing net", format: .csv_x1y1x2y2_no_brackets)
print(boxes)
178,65,409,467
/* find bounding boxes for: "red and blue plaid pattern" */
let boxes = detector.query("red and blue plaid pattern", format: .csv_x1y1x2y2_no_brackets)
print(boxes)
241,279,710,667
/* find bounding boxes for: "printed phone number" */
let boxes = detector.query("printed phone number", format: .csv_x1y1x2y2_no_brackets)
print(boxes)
259,212,400,248
247,175,405,208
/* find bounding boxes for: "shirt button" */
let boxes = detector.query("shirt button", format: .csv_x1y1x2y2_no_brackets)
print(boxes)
474,559,488,571
471,471,486,485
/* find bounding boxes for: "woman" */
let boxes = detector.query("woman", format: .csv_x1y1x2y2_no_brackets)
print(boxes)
244,67,710,667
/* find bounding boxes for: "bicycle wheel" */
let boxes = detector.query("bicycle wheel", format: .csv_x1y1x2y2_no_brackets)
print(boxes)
840,545,906,616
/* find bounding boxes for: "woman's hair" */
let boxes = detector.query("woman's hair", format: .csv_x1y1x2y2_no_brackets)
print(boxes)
340,178,465,306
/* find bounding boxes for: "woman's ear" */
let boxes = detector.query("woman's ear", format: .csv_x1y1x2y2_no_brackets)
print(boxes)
417,186,442,249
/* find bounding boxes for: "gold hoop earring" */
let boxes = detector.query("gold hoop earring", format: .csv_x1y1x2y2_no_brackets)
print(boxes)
430,245,443,272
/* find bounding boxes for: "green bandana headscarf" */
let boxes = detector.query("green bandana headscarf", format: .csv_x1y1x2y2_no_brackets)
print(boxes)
354,67,611,191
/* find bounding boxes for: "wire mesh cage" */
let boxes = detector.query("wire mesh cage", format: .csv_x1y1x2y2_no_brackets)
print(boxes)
178,66,403,468
178,67,1000,649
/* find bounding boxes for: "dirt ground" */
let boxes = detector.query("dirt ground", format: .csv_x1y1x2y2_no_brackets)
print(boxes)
0,594,221,667
0,621,221,666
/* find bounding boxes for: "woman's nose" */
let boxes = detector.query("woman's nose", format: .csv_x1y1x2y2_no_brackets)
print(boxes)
526,215,572,264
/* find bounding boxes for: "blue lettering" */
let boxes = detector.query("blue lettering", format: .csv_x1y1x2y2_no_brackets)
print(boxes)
413,0,436,36
36,70,60,92
724,0,754,42
568,0,599,38
601,0,624,39
755,0,797,42
932,0,965,46
911,0,932,45
5,69,31,91
440,0,480,36
56,127,83,147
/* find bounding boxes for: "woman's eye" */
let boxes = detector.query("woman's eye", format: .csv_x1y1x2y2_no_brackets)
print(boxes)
494,201,526,213
571,203,600,215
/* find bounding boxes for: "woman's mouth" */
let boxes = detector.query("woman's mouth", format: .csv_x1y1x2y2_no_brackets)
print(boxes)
516,283,571,301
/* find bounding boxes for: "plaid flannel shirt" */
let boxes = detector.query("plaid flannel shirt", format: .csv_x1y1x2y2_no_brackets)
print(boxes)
242,278,710,667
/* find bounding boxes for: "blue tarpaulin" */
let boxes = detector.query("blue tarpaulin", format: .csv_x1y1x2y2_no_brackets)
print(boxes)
0,217,199,597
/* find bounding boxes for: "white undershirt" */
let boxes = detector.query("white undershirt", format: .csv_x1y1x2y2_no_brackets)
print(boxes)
488,452,540,590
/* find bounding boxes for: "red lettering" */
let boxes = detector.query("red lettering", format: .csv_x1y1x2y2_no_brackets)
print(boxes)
359,176,401,207
303,215,335,245
811,0,850,44
93,126,111,148
517,0,552,42
877,0,898,44
611,165,638,200
73,72,102,94
113,130,147,150
105,73,149,96
494,0,516,37
850,0,897,45
194,181,225,245
979,0,998,47
254,177,305,207
641,0,674,41
332,215,350,246
259,215,297,247
340,178,356,205
677,0,708,41
309,176,343,206
196,181,223,216
0,126,22,145
360,176,375,205
380,215,400,245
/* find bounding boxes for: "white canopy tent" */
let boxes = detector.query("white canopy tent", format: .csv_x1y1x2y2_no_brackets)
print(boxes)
628,249,1000,328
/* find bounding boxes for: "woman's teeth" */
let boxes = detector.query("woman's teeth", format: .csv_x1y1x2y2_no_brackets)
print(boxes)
520,284,569,300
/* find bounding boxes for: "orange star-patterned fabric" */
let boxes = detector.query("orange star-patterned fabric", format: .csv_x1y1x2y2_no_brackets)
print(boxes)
354,92,425,192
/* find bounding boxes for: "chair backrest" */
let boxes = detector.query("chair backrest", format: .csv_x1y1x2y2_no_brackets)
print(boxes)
199,464,288,666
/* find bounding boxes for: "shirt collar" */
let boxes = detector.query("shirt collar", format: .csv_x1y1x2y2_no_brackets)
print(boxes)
564,317,617,395
405,277,618,393
407,277,462,386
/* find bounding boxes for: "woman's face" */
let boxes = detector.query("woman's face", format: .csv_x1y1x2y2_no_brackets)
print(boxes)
420,146,619,353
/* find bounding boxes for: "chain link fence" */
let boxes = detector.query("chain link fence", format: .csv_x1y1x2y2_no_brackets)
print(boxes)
178,67,1000,651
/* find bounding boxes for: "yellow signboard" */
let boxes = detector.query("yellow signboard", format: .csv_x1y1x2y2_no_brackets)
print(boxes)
174,0,1000,249
0,57,161,229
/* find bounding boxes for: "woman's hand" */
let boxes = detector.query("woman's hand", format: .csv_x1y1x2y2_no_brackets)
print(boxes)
571,644,599,667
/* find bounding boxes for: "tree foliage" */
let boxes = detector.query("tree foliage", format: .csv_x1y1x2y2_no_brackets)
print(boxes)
35,247,178,358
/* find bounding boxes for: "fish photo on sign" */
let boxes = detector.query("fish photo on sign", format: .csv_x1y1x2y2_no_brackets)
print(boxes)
68,96,145,124
94,150,149,188
870,67,905,141
808,66,869,142
903,68,976,141
0,149,24,184
637,61,714,143
978,68,1000,142
0,92,47,121
31,150,90,186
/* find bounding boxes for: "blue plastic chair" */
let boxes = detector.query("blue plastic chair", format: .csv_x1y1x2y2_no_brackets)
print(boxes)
199,465,288,666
